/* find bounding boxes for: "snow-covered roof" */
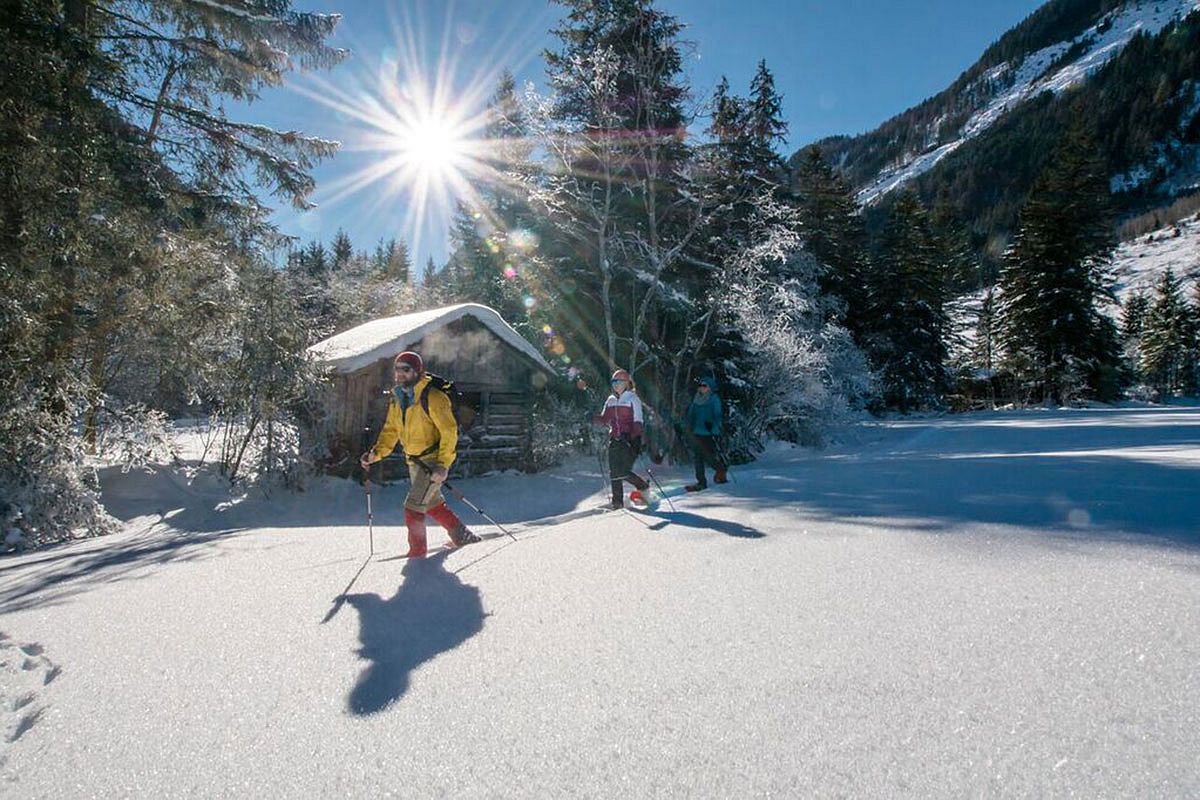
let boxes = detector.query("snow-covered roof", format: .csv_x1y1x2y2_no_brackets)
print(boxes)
308,303,556,375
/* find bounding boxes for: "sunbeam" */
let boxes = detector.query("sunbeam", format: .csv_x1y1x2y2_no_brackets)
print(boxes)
285,0,554,261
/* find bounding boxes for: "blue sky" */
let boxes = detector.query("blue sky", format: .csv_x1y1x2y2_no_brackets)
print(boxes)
255,0,1044,267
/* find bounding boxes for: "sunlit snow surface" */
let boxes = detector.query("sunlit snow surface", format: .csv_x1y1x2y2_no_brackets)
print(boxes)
1111,215,1200,301
1,406,1198,796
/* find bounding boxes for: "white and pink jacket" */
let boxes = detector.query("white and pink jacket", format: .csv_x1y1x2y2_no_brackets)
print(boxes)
595,390,645,441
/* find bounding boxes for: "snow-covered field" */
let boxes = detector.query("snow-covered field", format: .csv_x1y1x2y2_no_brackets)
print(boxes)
2,407,1198,797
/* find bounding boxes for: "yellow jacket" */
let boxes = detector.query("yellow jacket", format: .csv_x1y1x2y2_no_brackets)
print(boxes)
370,375,459,469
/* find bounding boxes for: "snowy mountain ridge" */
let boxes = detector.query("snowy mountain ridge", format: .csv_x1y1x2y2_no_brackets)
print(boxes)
856,0,1200,206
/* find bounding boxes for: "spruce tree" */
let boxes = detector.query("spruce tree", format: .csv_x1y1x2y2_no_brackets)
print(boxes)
746,60,788,185
996,124,1120,404
0,0,342,544
866,191,950,411
1140,269,1194,397
792,145,869,337
332,229,354,271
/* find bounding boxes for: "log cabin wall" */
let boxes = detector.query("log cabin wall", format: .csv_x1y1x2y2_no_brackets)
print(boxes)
328,315,544,478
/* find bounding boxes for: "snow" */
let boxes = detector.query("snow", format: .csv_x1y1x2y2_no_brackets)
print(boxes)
2,406,1199,795
1111,214,1200,301
308,302,555,375
858,0,1200,205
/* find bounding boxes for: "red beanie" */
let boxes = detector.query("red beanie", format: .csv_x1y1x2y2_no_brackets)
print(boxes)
395,351,423,373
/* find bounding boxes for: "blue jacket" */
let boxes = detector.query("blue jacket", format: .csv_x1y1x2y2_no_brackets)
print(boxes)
684,378,723,436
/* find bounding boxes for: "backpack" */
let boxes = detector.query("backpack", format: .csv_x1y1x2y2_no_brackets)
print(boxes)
419,373,478,431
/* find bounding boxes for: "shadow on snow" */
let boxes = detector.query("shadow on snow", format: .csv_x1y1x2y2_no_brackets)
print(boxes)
748,408,1200,550
345,551,485,715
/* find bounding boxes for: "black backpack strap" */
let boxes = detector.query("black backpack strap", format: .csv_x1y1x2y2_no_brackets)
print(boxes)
419,375,451,416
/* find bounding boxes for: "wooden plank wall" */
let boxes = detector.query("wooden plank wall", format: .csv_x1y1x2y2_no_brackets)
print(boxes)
326,315,543,477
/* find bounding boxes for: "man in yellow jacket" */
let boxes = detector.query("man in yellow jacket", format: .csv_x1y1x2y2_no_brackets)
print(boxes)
360,351,479,558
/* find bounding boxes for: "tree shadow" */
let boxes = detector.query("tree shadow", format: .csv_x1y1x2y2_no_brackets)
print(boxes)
0,527,244,613
749,411,1200,551
344,551,485,715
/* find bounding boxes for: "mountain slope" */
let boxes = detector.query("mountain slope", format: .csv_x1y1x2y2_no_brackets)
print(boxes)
795,0,1200,248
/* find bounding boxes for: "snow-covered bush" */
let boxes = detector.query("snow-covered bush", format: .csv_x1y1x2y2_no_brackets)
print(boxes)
94,402,179,473
529,389,592,471
722,216,875,448
0,399,118,551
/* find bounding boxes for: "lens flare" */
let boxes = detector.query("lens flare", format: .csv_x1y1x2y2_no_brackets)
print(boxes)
284,1,554,262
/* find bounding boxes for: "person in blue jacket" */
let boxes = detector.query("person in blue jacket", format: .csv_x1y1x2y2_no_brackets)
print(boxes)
683,376,728,492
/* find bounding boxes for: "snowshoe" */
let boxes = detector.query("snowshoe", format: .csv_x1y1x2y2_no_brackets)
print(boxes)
685,483,707,492
447,525,481,548
629,490,650,507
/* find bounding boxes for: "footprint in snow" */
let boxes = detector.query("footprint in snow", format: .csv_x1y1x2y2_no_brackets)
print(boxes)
0,633,59,747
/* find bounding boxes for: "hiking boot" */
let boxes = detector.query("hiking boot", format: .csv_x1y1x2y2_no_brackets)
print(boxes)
714,469,728,484
608,500,624,510
685,483,707,492
447,524,481,548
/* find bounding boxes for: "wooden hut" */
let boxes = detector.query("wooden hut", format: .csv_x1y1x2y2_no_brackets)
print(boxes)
309,303,556,477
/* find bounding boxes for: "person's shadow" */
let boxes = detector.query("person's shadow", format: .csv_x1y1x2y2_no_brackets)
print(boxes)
640,507,765,539
345,552,484,715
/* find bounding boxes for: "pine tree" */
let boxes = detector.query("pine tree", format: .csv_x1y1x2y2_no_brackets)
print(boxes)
1121,290,1151,342
866,191,950,411
996,124,1120,404
0,0,342,545
930,187,982,293
332,229,354,271
422,256,438,287
792,145,869,337
304,242,330,277
746,60,788,185
537,0,693,388
1140,269,1194,397
373,238,411,282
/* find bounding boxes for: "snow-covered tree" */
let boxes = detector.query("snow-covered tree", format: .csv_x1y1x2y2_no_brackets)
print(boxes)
866,191,951,411
0,0,342,546
720,201,873,448
996,125,1120,404
1140,269,1196,397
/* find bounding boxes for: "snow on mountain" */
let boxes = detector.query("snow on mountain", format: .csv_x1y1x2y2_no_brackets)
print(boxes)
1111,213,1200,300
857,0,1200,206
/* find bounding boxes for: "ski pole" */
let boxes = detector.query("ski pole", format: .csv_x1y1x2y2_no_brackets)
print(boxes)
643,462,678,512
363,462,375,556
714,437,736,484
411,456,517,541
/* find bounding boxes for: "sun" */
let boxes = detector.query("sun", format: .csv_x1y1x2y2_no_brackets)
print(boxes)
394,115,468,177
282,1,552,256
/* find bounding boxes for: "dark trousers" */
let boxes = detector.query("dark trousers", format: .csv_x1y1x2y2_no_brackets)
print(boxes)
692,434,726,485
608,439,648,505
